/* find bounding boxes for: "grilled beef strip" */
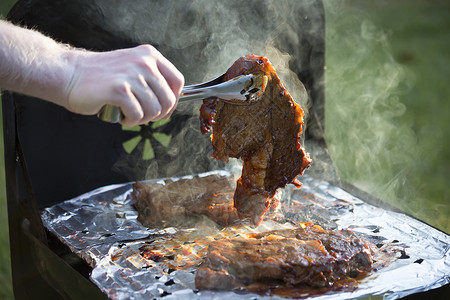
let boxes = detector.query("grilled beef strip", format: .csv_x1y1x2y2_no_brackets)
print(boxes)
195,223,374,290
200,55,311,226
132,174,239,228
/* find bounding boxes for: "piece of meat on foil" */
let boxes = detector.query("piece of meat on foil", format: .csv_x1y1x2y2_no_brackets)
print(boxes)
132,174,239,228
200,55,311,226
195,223,374,290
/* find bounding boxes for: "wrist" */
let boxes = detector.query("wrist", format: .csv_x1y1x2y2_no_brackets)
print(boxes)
59,45,84,111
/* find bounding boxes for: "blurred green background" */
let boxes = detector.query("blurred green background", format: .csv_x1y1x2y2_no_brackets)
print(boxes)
324,0,449,233
0,2,16,300
0,0,448,299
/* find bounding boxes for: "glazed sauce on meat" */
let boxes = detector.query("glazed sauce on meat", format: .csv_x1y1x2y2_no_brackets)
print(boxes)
195,223,376,297
200,55,311,225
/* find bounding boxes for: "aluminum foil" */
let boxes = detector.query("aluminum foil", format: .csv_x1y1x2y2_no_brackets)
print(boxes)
41,170,450,299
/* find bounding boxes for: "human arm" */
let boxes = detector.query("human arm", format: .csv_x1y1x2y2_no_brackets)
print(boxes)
0,20,184,127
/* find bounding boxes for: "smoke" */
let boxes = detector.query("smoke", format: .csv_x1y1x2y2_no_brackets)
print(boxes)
104,0,425,224
97,0,314,100
104,0,318,181
92,0,449,231
323,1,427,219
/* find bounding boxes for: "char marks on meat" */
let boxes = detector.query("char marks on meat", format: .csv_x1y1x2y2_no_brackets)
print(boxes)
195,224,374,290
200,55,311,225
132,175,239,228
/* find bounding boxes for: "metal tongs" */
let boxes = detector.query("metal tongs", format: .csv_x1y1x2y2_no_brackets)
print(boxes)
98,73,268,123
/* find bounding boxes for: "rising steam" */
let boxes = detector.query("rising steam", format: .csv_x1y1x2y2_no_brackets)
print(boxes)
100,0,444,231
108,0,319,181
323,1,425,220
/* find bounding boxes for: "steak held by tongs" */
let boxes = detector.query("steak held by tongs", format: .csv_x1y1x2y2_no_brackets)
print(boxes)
200,55,311,226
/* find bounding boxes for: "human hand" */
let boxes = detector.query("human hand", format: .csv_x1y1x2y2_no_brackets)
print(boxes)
65,45,184,127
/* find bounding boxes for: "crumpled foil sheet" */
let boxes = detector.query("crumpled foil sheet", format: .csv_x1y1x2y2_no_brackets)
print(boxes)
41,170,450,299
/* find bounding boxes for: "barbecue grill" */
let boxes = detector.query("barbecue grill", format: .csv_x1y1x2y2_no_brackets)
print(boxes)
2,1,449,299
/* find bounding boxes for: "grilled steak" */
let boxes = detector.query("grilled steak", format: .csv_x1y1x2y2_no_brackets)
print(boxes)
132,175,239,228
200,55,311,226
195,223,374,290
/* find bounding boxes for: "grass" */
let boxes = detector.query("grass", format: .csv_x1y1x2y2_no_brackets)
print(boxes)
0,1,448,299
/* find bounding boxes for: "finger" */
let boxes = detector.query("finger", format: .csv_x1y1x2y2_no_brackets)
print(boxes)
157,55,185,97
132,74,163,124
144,69,177,121
162,87,179,119
164,74,181,118
155,55,184,118
164,97,179,119
110,82,144,127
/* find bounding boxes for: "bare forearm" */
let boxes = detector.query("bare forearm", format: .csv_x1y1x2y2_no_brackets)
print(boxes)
0,20,76,108
0,20,184,127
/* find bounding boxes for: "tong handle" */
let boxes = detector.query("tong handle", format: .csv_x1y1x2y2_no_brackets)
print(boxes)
97,105,121,123
97,73,226,123
97,74,258,123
